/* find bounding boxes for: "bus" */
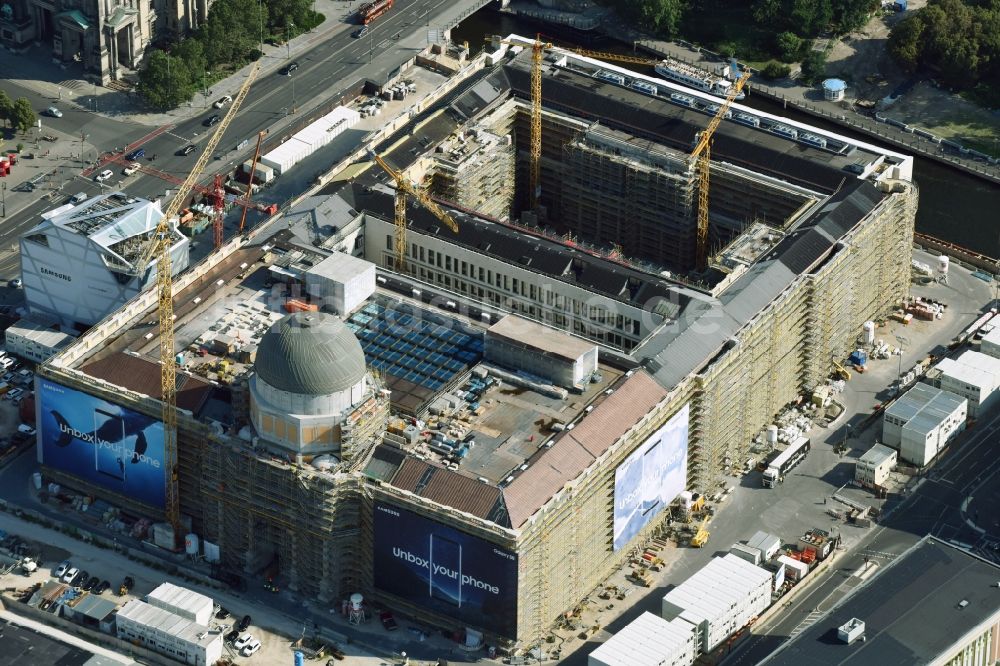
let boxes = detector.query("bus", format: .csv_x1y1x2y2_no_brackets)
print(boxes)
762,437,811,487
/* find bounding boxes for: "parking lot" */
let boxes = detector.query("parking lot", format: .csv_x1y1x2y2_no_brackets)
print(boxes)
0,510,390,665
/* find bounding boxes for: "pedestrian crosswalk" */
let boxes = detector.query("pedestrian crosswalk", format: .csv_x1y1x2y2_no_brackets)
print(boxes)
789,610,825,638
58,79,85,91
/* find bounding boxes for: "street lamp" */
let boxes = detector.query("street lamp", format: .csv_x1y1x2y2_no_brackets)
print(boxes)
2,182,6,218
896,335,909,394
286,22,294,59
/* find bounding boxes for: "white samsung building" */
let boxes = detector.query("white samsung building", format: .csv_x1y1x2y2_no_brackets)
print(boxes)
20,192,189,329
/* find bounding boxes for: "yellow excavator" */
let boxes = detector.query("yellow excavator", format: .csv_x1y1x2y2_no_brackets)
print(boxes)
691,516,711,548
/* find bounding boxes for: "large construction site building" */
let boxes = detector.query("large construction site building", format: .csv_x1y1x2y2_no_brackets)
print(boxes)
34,37,916,652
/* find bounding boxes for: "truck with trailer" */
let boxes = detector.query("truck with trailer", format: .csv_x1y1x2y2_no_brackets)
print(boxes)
762,437,811,487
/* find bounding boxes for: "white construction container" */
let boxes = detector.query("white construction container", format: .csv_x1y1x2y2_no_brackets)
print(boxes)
145,582,214,626
241,160,275,184
260,137,311,175
776,555,809,582
661,554,772,654
747,530,781,560
589,612,697,666
729,543,762,566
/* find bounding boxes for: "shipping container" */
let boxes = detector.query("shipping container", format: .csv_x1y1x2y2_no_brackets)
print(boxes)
776,554,809,581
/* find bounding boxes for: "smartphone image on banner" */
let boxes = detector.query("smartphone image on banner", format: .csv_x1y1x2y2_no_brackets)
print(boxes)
639,441,662,518
428,534,462,607
94,408,126,482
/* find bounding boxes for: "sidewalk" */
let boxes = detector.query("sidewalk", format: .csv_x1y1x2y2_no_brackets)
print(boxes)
0,0,365,128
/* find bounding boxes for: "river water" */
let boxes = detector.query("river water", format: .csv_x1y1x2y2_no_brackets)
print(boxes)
451,8,1000,257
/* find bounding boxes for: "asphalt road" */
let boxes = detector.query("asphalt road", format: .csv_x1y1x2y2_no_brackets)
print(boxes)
0,0,460,275
725,391,1000,665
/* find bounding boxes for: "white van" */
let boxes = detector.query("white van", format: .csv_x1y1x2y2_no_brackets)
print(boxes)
17,424,36,436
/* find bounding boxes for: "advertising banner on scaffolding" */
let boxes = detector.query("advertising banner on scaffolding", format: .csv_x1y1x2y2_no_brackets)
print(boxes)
373,501,518,638
613,402,689,550
37,379,166,507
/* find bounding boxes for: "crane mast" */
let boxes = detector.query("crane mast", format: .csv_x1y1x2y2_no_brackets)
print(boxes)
136,62,260,542
370,151,459,269
691,70,751,269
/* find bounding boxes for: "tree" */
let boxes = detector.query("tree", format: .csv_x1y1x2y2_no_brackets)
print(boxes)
607,0,687,37
791,0,833,36
834,0,879,33
199,0,268,67
752,0,782,24
638,0,687,36
761,60,792,79
11,97,36,133
776,31,802,61
0,89,12,128
888,14,925,72
138,50,196,110
800,49,828,83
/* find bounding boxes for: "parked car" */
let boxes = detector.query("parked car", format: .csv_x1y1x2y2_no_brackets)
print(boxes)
84,576,101,591
8,278,22,288
233,633,253,650
95,580,111,594
237,614,252,631
213,95,233,109
225,629,240,643
379,610,398,631
241,639,261,657
45,106,63,118
125,148,145,161
18,423,36,436
178,145,197,156
54,561,71,578
215,607,230,620
70,569,88,586
123,162,141,176
279,62,299,76
95,169,114,182
203,114,221,127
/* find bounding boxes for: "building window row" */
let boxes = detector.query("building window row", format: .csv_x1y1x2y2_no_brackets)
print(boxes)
404,241,641,338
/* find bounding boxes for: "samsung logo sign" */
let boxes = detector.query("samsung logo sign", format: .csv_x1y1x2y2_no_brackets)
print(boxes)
40,266,72,282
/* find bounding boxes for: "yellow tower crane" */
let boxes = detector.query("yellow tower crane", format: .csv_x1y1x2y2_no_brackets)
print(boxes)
370,151,459,269
489,35,552,211
691,69,751,269
129,62,259,545
567,48,751,269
